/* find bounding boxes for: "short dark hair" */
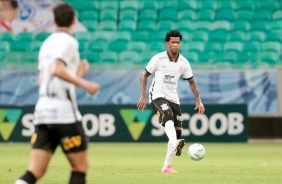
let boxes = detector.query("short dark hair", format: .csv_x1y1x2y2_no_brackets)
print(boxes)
53,3,75,27
11,0,18,8
165,29,182,42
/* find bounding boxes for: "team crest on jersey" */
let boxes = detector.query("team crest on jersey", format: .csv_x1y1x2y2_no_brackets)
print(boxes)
160,103,169,111
178,65,184,73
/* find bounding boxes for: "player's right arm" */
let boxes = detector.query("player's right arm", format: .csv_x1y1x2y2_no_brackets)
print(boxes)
51,59,100,95
137,70,150,111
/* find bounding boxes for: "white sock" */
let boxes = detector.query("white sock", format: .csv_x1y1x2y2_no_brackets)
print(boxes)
165,120,177,149
163,141,175,168
15,179,28,184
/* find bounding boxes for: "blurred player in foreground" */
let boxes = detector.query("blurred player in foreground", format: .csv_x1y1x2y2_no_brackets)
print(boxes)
15,3,100,184
137,29,205,173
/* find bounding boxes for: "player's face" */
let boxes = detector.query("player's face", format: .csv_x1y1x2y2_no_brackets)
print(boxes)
166,37,181,55
0,1,14,21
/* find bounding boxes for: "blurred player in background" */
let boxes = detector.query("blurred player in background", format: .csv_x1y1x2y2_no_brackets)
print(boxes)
0,0,86,33
137,29,205,173
15,3,100,184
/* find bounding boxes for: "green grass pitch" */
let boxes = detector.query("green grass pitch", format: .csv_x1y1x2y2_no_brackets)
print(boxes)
1,143,281,184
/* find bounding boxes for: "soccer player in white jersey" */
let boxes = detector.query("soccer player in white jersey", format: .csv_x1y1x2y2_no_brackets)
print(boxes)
137,29,205,173
15,3,100,184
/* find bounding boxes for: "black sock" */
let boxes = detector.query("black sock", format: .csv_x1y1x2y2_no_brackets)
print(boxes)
19,170,36,184
69,171,86,184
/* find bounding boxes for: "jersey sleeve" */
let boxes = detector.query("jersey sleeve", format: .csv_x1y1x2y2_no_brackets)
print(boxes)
145,55,158,74
53,39,76,65
182,61,193,80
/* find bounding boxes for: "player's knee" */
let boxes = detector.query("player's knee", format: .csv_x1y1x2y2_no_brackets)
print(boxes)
162,111,174,124
72,161,89,172
176,129,182,139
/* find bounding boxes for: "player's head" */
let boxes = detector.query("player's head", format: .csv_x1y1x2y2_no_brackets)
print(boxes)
0,0,18,21
53,3,75,28
165,29,182,55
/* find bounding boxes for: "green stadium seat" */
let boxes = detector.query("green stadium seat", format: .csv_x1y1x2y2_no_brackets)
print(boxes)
237,1,255,10
78,41,88,52
5,51,22,64
127,41,147,52
251,21,270,31
228,32,246,42
232,21,251,31
80,52,99,64
217,1,236,10
247,31,265,42
30,41,42,52
258,52,279,65
215,10,235,21
191,32,208,42
150,31,166,42
209,30,228,42
270,21,282,30
119,10,138,21
79,11,99,21
186,41,205,52
147,41,166,51
100,1,118,10
186,52,199,64
131,31,150,42
223,42,243,52
98,20,117,31
9,41,30,51
140,51,158,64
272,11,282,20
205,42,222,53
118,20,137,31
119,50,141,65
141,1,160,11
34,32,50,41
177,10,197,21
160,1,177,10
256,1,278,11
198,1,217,10
197,10,215,21
138,20,156,31
107,41,128,52
177,20,195,32
262,41,281,52
88,41,108,52
254,10,272,21
217,51,238,64
195,21,212,31
16,32,33,41
0,32,15,41
139,10,158,21
120,1,139,11
236,11,254,21
112,31,131,42
159,10,177,21
100,10,118,21
71,1,100,11
265,31,282,42
157,20,177,32
177,1,197,11
198,52,218,64
0,51,5,64
22,51,38,64
100,51,119,64
81,20,98,32
243,42,261,53
212,20,231,31
74,32,92,42
92,31,113,42
0,42,10,52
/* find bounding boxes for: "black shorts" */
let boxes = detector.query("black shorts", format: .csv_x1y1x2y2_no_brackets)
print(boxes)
150,97,182,127
31,121,88,154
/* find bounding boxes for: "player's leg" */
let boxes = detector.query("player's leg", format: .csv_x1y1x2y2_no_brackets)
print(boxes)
58,122,88,184
170,102,185,156
15,124,57,184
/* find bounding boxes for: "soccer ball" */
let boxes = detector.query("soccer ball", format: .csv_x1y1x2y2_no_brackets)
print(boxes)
188,143,206,161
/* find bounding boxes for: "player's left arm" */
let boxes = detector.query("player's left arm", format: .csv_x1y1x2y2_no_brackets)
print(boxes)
188,77,205,114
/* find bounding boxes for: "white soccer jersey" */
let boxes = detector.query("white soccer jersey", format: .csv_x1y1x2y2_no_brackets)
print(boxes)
33,31,82,125
146,51,193,104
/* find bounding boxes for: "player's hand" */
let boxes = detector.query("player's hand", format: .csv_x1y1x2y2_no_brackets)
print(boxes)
77,59,89,77
137,96,147,111
83,81,100,95
194,101,205,114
